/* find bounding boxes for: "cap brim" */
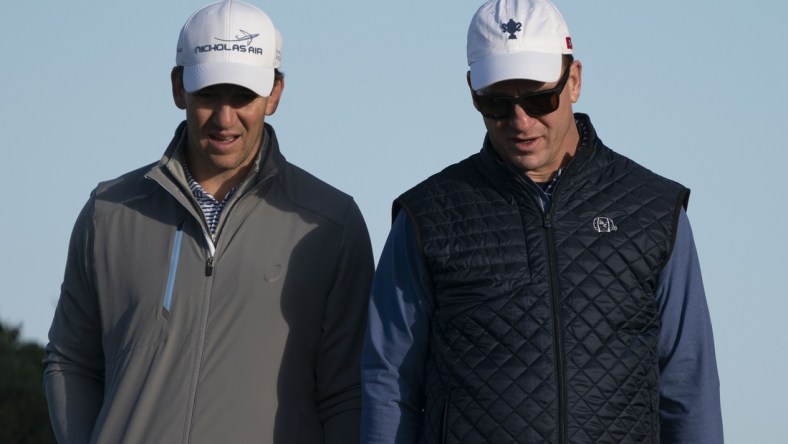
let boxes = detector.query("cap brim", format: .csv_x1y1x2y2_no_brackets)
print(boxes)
183,63,275,97
469,51,563,91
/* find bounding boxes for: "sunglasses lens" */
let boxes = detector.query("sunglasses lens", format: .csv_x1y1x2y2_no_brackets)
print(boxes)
476,96,512,119
522,92,559,117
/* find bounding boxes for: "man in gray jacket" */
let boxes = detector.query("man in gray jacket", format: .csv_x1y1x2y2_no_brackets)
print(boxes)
44,1,374,443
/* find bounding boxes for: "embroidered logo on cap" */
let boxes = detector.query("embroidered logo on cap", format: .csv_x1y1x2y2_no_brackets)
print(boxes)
566,37,573,49
216,29,260,47
593,217,618,233
193,29,264,56
501,19,522,39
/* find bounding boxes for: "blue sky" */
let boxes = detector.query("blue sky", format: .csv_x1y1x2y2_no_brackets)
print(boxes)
1,1,785,441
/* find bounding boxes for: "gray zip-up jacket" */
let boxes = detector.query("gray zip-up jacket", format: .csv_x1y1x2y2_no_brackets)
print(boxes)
44,122,375,444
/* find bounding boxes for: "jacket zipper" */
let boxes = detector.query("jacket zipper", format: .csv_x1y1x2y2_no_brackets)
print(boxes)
181,267,214,444
201,229,216,277
205,257,214,276
181,226,216,444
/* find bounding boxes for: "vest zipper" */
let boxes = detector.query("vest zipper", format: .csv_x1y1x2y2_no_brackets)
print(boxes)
544,221,567,444
543,189,567,444
514,169,570,444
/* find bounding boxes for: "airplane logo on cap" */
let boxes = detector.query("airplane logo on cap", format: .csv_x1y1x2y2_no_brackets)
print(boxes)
215,29,259,47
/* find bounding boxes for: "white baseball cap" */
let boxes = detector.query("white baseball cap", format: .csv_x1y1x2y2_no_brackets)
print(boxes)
467,0,573,91
176,0,282,97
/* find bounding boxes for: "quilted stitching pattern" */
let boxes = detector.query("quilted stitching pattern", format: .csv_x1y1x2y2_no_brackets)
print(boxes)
401,119,683,444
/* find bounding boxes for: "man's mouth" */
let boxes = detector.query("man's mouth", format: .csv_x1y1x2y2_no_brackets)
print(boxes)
210,134,239,143
513,136,539,145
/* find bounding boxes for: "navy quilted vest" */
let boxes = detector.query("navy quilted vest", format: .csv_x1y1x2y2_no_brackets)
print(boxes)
396,115,688,444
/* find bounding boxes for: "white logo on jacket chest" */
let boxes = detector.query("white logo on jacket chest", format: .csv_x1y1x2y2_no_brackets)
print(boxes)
593,217,618,233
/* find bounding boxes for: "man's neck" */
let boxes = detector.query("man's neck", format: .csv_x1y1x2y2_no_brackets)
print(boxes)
524,123,580,183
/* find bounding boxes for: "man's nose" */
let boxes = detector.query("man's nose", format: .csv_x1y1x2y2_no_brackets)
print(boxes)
508,101,534,127
212,101,237,128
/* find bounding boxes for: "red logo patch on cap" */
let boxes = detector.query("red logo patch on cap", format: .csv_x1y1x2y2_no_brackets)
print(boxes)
566,37,573,49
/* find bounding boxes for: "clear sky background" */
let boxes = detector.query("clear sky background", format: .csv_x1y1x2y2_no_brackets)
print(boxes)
1,0,785,441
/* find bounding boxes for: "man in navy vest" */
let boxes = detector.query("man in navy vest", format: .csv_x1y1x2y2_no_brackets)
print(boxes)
361,0,723,443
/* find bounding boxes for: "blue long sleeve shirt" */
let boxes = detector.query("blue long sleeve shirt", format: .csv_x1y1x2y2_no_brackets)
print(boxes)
362,208,723,443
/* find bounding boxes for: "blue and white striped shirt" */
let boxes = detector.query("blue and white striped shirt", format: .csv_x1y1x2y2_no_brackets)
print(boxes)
183,166,238,235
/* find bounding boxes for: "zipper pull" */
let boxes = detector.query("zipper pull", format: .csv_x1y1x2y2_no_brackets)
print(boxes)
543,213,552,229
205,257,214,276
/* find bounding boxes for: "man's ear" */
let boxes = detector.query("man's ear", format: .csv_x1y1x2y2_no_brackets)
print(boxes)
568,60,582,104
265,77,285,116
171,67,187,110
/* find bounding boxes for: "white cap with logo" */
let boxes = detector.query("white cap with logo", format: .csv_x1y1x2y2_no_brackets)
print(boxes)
467,0,572,91
176,0,282,97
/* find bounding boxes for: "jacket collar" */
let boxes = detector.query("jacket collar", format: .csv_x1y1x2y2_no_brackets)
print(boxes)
153,121,286,195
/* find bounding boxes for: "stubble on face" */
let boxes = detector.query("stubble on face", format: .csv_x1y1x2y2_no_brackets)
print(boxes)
183,85,269,199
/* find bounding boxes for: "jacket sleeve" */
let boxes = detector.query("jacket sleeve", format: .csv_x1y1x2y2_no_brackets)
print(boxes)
361,213,433,444
43,194,105,443
316,199,375,444
656,209,724,443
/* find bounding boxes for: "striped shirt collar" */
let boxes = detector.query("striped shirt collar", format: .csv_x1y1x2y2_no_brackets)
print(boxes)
182,165,238,235
533,168,563,213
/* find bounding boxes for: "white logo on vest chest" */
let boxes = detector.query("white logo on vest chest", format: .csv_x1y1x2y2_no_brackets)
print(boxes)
593,217,618,233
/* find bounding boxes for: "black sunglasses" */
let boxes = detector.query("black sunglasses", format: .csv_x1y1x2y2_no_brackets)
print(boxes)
472,64,572,119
